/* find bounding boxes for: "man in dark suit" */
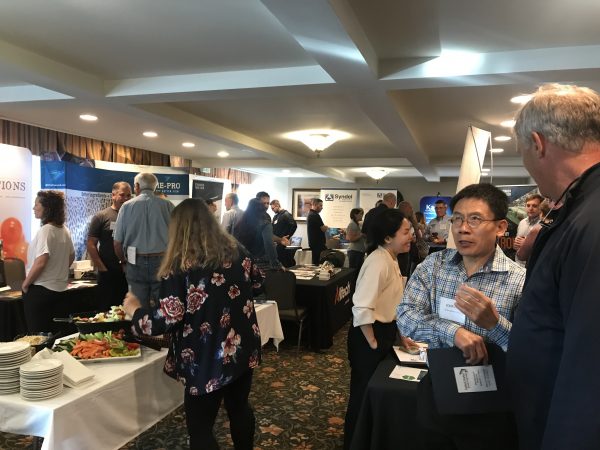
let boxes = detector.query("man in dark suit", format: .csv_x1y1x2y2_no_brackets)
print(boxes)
270,199,297,267
307,198,329,266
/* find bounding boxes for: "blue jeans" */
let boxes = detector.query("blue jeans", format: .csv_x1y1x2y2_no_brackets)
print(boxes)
125,255,163,309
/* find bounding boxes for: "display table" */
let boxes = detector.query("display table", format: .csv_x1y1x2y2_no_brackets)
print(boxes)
293,249,350,267
0,346,182,450
255,302,284,350
294,267,356,351
0,289,27,342
351,358,420,450
0,282,97,341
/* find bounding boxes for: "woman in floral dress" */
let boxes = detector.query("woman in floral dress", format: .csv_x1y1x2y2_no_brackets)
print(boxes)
124,198,262,450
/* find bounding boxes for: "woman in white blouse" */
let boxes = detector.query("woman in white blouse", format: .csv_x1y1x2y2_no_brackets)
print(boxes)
344,208,415,449
22,190,75,332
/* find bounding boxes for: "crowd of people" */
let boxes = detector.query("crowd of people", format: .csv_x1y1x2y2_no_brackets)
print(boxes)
20,82,600,449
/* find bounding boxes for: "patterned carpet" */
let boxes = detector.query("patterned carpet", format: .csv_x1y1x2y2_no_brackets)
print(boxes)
0,324,351,450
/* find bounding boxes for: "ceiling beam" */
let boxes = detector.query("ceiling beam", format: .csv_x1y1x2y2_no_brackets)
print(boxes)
0,39,104,99
261,0,439,182
134,103,355,183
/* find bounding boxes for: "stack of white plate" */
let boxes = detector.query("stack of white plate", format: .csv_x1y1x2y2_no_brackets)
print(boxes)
19,359,63,401
0,341,32,395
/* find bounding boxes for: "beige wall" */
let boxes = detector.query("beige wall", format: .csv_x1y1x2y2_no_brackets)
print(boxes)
287,176,531,211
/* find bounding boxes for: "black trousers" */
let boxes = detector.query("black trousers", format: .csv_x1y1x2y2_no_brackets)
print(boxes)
310,246,325,265
22,284,65,333
344,321,397,450
417,373,518,450
347,250,365,273
96,268,128,311
275,245,296,268
185,369,255,450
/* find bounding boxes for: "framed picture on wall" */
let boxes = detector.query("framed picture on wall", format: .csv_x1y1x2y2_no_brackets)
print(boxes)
292,189,320,221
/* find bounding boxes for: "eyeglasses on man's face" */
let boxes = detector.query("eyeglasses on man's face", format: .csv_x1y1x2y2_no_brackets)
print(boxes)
450,214,499,228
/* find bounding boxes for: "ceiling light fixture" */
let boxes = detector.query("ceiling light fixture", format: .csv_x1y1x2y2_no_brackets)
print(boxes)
182,142,195,148
217,151,229,158
282,169,290,174
143,131,158,138
79,114,98,122
366,168,389,182
510,95,532,104
500,119,515,127
285,129,350,157
490,148,504,153
494,135,511,142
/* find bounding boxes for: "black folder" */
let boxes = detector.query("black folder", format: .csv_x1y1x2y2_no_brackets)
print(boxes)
427,344,510,415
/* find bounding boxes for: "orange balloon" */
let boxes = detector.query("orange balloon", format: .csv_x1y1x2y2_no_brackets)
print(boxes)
5,239,28,264
1,217,23,244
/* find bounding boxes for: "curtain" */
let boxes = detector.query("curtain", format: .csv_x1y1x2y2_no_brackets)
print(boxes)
1,118,251,185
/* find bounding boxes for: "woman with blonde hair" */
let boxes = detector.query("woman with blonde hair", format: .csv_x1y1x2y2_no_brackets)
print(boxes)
124,198,262,450
22,190,74,332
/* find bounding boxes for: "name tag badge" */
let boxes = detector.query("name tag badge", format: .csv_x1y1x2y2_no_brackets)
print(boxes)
439,296,466,324
109,221,116,231
127,246,136,265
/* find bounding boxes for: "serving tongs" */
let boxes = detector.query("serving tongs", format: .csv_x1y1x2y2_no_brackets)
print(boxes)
121,332,164,351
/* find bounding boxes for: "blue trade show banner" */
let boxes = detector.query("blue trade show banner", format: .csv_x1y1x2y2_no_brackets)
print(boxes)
40,160,189,259
419,196,453,224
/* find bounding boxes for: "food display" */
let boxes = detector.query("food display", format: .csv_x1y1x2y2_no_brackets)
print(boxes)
54,331,141,361
16,335,48,346
54,306,132,334
72,305,127,323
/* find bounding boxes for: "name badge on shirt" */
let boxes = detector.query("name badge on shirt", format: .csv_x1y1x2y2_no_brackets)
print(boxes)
109,221,116,231
127,246,136,265
439,296,465,324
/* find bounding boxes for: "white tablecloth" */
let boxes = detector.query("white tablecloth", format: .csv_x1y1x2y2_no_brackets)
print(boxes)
0,347,182,450
255,302,284,350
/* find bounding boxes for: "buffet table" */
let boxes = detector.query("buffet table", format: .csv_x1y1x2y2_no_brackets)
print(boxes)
294,267,356,351
0,346,182,450
255,301,284,350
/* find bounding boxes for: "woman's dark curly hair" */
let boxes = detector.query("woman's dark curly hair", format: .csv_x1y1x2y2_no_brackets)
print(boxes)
37,190,66,226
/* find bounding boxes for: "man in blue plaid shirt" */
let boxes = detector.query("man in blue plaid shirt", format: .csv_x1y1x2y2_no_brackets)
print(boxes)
397,183,525,450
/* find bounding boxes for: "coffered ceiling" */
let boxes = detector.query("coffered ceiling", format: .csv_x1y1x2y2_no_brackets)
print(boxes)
1,0,600,183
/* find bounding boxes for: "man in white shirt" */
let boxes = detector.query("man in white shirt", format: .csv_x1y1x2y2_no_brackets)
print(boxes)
221,192,244,235
424,200,450,253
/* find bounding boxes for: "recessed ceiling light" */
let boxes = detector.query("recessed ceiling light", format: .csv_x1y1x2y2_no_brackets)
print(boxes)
481,168,490,173
510,95,532,104
182,142,195,148
494,135,511,142
217,151,229,158
79,114,97,122
490,148,504,153
282,169,290,174
143,131,158,138
500,120,515,128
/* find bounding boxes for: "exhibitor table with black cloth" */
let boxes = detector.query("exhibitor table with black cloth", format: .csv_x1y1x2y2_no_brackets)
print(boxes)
351,357,420,450
295,267,356,351
0,289,28,342
0,282,97,341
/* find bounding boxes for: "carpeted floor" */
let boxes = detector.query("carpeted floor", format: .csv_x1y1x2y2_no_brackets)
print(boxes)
0,324,351,450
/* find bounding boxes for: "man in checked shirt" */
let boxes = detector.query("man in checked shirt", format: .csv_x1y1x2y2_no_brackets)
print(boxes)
397,183,525,450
